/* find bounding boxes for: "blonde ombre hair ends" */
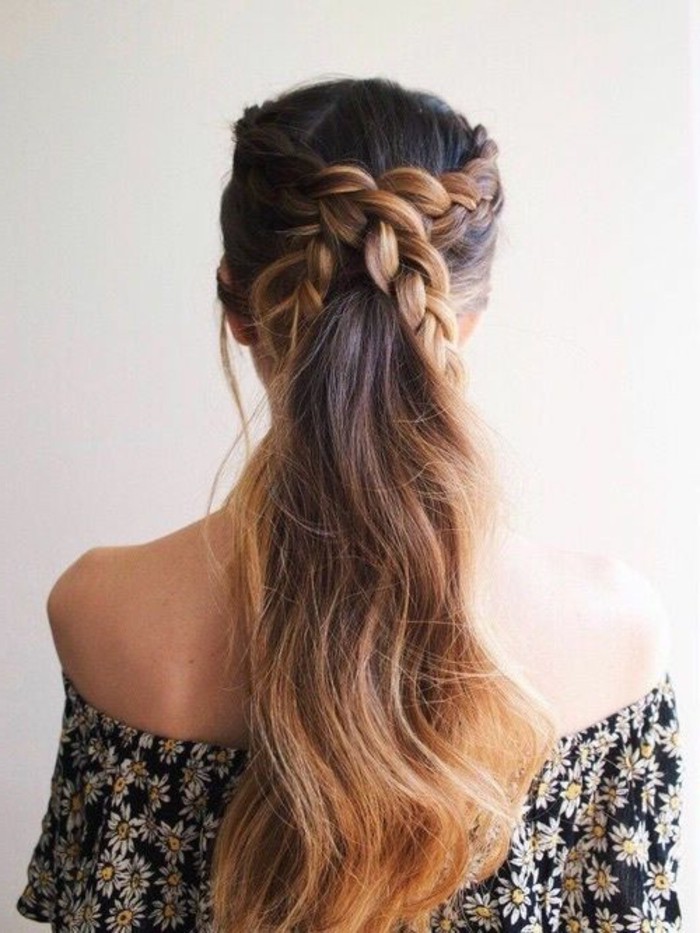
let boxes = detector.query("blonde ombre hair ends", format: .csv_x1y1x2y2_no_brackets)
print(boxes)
206,76,558,932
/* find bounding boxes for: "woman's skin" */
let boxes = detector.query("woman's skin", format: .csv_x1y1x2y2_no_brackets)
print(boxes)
44,260,670,750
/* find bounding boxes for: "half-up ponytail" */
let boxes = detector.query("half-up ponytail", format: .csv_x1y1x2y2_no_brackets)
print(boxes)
207,76,557,932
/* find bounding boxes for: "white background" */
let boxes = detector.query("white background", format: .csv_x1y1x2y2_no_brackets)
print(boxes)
2,1,698,927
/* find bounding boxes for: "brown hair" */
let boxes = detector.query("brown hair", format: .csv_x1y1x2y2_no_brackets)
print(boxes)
206,75,557,932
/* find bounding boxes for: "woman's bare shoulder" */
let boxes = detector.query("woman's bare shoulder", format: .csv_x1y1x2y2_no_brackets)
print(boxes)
43,520,671,744
42,515,246,745
45,513,227,654
489,530,671,735
46,545,124,668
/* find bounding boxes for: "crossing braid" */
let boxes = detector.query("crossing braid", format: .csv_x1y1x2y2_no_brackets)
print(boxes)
210,78,556,933
230,122,500,388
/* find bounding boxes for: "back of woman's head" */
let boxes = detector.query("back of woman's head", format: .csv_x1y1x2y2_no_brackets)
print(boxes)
209,75,557,933
218,76,499,389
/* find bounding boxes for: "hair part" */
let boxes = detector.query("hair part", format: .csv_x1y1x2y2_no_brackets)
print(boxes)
206,75,557,932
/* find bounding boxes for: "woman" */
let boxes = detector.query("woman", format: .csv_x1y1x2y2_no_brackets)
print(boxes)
17,76,682,932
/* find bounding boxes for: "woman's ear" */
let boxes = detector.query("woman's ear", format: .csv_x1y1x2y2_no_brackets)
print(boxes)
218,257,258,346
457,310,482,344
217,256,234,288
225,307,258,346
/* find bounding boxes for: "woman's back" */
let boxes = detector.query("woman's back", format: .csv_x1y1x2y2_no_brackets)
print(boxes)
43,511,670,750
17,513,681,931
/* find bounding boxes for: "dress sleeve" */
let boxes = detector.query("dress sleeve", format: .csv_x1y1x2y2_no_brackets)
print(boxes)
15,685,74,924
562,674,684,930
16,671,249,930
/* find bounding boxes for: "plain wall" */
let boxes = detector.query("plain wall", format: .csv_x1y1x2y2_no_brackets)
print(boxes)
2,0,698,927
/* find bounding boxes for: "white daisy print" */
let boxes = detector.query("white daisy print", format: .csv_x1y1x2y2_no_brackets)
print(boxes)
15,670,682,931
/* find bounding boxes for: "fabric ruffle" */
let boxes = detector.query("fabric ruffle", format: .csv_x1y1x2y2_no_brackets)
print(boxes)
16,672,249,931
16,671,683,931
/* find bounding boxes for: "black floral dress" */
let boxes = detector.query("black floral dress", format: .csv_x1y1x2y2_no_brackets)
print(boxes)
17,671,683,931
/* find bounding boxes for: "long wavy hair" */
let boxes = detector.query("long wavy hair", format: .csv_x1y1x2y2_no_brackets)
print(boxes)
204,75,558,933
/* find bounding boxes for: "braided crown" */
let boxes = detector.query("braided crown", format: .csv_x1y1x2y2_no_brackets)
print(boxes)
230,126,500,385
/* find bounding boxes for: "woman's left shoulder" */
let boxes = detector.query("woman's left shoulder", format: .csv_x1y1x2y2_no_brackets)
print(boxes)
46,544,137,680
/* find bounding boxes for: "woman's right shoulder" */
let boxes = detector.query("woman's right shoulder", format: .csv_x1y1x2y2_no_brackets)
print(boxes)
491,532,672,735
556,544,671,683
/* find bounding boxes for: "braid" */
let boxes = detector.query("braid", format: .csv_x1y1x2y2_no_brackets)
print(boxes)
241,126,499,386
212,80,556,933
